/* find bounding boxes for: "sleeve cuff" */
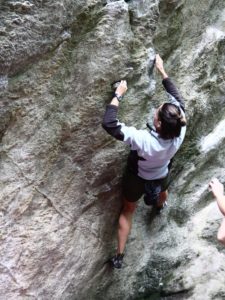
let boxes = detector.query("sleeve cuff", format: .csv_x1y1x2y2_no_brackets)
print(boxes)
162,77,171,84
107,104,119,111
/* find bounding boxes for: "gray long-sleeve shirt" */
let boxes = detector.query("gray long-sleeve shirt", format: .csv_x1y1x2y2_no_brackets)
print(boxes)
102,78,186,180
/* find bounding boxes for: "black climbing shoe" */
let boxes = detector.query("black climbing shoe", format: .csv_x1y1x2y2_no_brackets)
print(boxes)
156,201,168,215
109,253,124,269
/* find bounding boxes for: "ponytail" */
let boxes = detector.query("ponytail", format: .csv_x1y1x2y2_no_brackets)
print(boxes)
158,103,186,139
178,114,187,127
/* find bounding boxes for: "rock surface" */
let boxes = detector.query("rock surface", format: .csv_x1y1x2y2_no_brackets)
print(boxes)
0,0,225,299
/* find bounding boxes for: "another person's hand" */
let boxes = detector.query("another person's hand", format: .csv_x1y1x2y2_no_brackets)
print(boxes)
115,80,127,97
209,178,224,199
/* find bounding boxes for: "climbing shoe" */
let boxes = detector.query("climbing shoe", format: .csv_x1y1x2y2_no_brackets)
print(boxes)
156,201,168,215
108,253,124,269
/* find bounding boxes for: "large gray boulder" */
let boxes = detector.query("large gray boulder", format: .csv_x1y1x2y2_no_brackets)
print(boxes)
0,0,225,299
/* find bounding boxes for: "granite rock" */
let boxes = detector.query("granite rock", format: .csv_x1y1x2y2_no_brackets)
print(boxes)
0,0,225,299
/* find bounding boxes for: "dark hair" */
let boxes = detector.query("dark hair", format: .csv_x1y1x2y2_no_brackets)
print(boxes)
158,103,186,139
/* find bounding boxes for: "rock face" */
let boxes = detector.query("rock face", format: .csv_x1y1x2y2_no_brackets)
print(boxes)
0,0,225,299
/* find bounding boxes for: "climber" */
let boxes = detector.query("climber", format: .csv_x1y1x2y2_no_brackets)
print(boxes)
209,178,225,246
102,54,187,268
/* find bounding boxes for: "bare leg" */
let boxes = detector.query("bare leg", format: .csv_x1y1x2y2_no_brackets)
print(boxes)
157,190,168,208
117,198,137,254
217,218,225,246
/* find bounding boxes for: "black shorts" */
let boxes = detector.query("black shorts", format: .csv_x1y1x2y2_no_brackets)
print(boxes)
122,168,170,202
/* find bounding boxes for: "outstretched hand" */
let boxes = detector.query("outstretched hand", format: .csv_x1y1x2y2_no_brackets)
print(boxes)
115,80,127,97
209,178,224,199
155,54,164,72
155,54,168,79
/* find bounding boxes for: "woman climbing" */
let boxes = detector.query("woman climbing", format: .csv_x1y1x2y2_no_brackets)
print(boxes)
102,54,187,268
